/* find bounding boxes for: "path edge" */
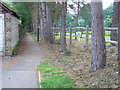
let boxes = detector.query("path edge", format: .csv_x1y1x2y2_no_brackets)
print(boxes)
38,71,42,88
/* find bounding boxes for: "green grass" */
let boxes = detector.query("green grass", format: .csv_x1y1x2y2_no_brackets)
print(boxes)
31,32,37,37
38,60,74,88
40,75,74,88
66,31,111,37
55,36,60,40
12,48,17,55
55,36,78,40
11,43,19,56
55,31,111,40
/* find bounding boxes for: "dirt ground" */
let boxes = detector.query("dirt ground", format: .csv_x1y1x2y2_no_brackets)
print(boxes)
33,35,119,88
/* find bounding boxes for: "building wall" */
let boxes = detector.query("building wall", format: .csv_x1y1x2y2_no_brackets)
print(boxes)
11,15,19,50
5,13,12,55
0,14,5,56
5,13,19,56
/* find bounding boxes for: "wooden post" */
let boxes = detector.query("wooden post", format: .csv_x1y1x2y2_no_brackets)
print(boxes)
80,30,83,38
53,28,56,39
86,25,89,51
37,27,39,41
70,27,72,45
75,31,77,40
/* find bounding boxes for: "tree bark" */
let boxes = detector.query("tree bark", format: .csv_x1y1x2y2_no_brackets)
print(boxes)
37,3,40,41
56,20,59,33
61,2,67,52
40,2,53,43
118,1,120,61
39,2,44,39
85,25,89,51
46,4,53,43
41,2,46,40
91,1,106,71
111,1,119,42
77,2,80,26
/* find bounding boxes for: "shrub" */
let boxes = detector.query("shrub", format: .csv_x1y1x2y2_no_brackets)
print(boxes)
11,43,19,56
64,50,72,56
110,47,116,53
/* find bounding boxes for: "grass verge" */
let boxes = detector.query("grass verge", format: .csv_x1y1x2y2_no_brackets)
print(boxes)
38,60,75,88
11,42,20,56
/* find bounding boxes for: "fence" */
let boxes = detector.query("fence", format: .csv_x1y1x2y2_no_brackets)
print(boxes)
53,26,118,50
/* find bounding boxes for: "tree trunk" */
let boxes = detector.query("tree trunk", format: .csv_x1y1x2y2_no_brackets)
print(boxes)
61,2,67,52
41,2,46,39
56,20,59,33
40,2,53,43
91,1,106,71
37,3,40,41
46,4,53,43
43,3,48,41
77,2,80,26
118,1,120,61
39,2,44,39
111,1,119,42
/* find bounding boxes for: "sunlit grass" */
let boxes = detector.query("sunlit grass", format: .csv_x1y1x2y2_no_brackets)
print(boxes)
38,60,75,88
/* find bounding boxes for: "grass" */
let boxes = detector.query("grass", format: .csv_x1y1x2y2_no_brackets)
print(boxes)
66,31,111,37
55,31,111,40
35,36,118,88
37,39,119,88
64,50,72,56
40,75,74,88
31,32,37,38
11,43,19,56
11,47,17,55
38,60,75,88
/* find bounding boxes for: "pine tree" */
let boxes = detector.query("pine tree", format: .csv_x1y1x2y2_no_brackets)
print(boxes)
91,1,106,70
61,2,67,52
118,1,120,61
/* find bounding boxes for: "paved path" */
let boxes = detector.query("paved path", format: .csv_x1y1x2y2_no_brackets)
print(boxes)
2,33,42,88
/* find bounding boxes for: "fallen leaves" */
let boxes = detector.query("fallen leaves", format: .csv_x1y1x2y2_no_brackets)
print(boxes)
36,38,118,88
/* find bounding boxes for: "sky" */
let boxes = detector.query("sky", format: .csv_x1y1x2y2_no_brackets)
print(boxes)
68,0,114,14
85,0,114,9
102,0,114,9
2,0,114,10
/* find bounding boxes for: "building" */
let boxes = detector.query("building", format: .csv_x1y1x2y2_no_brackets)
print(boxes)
0,2,19,56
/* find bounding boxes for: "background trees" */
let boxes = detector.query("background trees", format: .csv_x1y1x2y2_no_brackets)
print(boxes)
104,4,113,27
36,2,53,43
79,3,91,26
11,2,33,31
91,1,106,70
4,1,118,70
111,1,119,42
